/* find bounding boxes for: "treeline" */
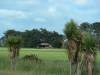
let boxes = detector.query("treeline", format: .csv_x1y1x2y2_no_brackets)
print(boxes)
1,28,63,48
0,21,100,48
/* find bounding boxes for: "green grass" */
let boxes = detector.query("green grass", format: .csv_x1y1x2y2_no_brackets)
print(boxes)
0,48,67,61
0,47,100,75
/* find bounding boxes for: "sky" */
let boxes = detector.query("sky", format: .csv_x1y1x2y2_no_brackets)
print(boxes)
0,0,100,37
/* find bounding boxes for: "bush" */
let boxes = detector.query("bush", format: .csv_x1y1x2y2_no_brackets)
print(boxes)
22,54,42,64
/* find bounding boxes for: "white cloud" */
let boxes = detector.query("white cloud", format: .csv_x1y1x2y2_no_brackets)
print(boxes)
20,0,40,5
74,0,88,5
0,9,27,19
34,18,46,22
47,6,57,17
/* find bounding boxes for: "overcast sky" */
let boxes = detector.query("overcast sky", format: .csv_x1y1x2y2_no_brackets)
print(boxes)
0,0,100,37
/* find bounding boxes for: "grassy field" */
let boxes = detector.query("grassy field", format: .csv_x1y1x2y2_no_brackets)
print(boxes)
0,47,100,75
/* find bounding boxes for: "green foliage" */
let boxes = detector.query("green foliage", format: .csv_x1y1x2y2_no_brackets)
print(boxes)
64,20,80,40
80,22,100,50
4,30,21,37
23,54,42,64
80,22,92,32
83,32,97,54
6,36,22,47
93,22,100,33
4,29,63,48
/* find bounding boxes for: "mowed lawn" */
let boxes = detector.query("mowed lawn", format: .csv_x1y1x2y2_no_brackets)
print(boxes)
0,47,100,75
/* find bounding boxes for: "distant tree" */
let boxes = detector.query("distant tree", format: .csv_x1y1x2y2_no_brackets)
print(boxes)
49,31,63,48
3,28,63,48
92,22,100,33
80,22,93,32
92,22,100,49
4,30,21,37
0,37,6,47
21,29,63,48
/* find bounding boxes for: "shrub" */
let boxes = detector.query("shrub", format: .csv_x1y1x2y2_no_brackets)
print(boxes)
22,54,42,64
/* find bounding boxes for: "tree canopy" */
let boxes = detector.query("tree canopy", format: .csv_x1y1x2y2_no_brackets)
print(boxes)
2,28,63,48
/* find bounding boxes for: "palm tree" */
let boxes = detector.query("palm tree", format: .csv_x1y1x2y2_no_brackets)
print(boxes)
83,32,96,75
64,20,80,75
6,36,22,70
64,20,97,75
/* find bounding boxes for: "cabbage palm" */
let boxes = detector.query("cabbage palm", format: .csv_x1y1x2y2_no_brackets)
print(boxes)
6,36,22,70
64,20,97,75
83,32,96,75
64,20,81,75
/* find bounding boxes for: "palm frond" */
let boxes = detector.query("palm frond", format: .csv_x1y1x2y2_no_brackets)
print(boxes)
64,20,80,40
83,32,97,54
6,36,22,47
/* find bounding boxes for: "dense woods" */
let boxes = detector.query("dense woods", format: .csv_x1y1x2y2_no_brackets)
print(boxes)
0,28,63,48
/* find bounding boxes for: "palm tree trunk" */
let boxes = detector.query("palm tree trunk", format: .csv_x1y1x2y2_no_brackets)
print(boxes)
87,54,94,75
10,47,17,71
87,62,93,75
75,63,81,75
74,53,84,75
70,62,72,75
11,57,16,71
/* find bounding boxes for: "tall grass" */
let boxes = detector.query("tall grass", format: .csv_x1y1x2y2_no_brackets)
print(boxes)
0,57,68,75
0,48,100,75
